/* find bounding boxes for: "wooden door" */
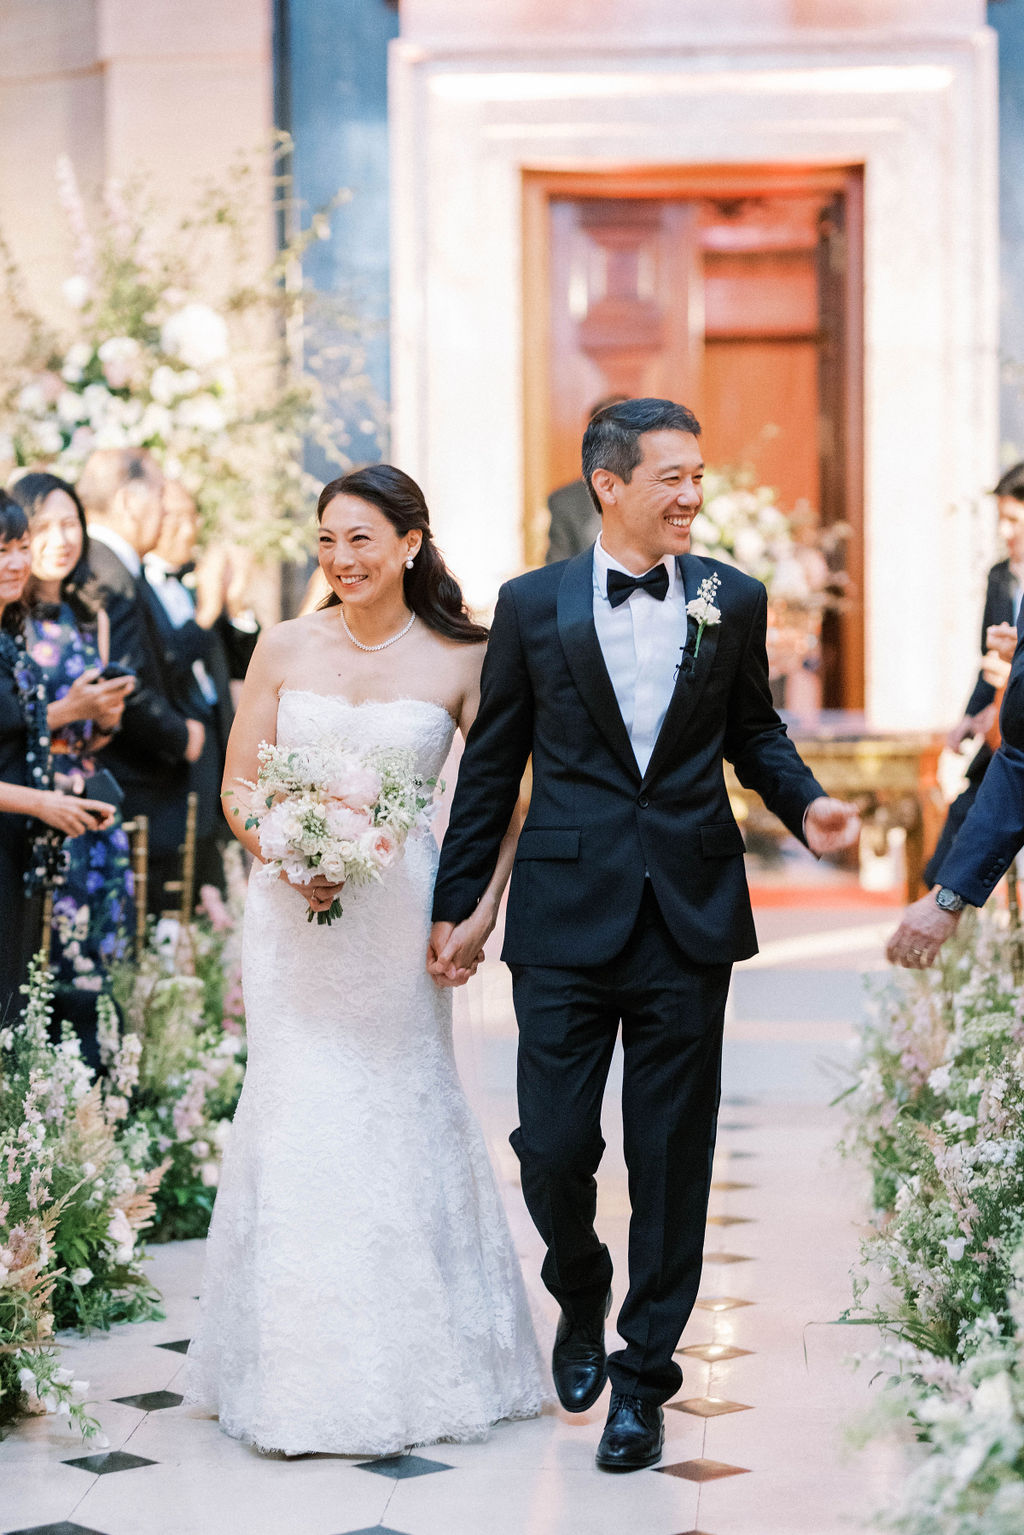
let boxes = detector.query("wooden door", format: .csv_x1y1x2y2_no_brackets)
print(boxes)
522,165,864,709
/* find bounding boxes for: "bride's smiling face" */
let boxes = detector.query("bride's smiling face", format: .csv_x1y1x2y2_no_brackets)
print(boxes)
317,493,421,607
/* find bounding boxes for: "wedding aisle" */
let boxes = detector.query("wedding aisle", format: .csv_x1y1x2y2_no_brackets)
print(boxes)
0,898,900,1535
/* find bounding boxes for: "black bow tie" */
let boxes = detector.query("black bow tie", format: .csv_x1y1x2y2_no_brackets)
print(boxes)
606,564,670,609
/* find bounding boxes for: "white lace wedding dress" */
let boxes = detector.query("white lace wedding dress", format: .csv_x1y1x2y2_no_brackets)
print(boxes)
185,691,543,1456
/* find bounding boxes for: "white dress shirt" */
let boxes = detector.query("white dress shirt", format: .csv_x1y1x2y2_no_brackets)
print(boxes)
87,522,141,580
143,553,219,707
591,536,687,776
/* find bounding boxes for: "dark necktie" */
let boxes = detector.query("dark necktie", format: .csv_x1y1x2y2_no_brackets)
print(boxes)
606,564,670,609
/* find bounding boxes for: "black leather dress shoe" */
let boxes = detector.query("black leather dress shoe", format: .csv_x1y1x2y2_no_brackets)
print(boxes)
551,1289,611,1412
595,1391,664,1471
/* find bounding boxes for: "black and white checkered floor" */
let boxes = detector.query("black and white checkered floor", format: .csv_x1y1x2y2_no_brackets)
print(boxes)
1,906,900,1535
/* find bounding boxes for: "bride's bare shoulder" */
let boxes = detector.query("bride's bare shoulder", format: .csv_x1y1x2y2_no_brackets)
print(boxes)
260,611,334,655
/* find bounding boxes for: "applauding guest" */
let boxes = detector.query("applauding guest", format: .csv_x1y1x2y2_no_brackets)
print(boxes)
926,465,1024,884
889,604,1024,969
0,493,115,1020
10,473,135,1058
76,449,206,914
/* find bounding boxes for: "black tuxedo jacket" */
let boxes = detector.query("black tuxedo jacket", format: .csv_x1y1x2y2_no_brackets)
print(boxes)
87,539,193,854
965,559,1017,720
432,551,825,968
143,587,257,841
937,604,1024,906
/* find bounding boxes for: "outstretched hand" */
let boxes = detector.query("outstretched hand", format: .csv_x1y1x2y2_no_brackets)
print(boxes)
804,795,861,855
886,891,961,969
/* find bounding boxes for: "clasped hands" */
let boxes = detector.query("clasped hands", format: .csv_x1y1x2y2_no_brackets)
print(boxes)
427,902,497,989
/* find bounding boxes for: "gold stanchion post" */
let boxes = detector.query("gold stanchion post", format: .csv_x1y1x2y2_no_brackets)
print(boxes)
126,815,150,958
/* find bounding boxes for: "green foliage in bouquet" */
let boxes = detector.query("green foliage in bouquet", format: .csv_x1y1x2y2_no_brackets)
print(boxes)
0,137,383,558
840,911,1024,1532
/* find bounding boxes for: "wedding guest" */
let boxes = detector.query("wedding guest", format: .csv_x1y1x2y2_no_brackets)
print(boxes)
76,448,205,914
0,492,115,1021
926,464,1024,884
10,473,135,1058
889,601,1024,969
144,481,259,891
545,395,630,563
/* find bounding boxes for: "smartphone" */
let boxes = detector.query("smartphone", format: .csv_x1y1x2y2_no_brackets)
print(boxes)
98,662,135,683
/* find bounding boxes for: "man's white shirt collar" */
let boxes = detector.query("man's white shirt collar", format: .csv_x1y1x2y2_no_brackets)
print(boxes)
87,522,141,580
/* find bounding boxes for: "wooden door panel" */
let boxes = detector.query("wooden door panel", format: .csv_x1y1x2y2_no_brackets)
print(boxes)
523,165,864,708
547,197,701,490
703,340,819,512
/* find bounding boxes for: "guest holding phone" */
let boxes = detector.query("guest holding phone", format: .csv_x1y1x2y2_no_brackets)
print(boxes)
0,491,115,1023
10,474,135,1057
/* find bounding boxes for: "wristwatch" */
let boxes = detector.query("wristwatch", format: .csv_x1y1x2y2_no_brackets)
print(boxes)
935,887,967,914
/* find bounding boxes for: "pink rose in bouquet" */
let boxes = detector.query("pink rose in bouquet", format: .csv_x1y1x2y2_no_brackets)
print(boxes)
371,830,399,868
324,762,382,810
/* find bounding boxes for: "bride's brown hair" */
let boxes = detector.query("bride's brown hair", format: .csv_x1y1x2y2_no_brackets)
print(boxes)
316,465,488,644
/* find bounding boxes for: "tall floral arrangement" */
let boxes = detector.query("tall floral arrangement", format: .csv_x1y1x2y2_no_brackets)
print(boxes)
840,912,1024,1532
0,957,164,1438
0,140,382,557
691,466,848,608
108,871,247,1242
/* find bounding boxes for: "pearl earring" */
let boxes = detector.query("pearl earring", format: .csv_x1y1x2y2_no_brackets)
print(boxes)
405,556,415,569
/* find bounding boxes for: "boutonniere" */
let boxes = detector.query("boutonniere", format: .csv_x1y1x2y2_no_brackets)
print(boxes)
686,573,722,659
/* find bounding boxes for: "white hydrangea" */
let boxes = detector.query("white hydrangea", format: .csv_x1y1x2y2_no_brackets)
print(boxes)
160,303,229,370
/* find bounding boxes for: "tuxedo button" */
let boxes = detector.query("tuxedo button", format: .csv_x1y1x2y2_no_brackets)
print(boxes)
637,793,650,808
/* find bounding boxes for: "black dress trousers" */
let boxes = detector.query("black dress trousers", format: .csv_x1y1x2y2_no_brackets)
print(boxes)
509,882,731,1404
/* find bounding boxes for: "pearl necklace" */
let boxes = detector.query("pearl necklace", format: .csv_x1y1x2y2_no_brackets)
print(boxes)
338,607,416,653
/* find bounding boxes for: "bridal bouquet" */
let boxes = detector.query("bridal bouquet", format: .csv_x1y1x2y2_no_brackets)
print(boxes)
235,741,438,924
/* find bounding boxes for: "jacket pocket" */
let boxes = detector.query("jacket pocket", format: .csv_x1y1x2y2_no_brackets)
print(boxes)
700,821,746,858
516,828,581,860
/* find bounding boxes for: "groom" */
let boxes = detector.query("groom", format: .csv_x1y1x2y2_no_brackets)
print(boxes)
429,398,859,1470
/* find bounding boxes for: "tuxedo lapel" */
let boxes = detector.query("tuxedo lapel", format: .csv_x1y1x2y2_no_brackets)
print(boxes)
641,553,721,787
556,550,639,781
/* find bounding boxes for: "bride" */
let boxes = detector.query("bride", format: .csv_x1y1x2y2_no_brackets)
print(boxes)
185,465,543,1456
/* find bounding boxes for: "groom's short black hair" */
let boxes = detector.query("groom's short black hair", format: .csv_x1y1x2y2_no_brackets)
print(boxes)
581,398,701,514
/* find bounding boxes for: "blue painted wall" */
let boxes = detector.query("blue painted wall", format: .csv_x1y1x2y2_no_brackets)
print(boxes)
991,1,1024,460
276,0,399,469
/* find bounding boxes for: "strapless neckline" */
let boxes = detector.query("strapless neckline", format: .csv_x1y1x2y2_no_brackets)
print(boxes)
278,689,457,727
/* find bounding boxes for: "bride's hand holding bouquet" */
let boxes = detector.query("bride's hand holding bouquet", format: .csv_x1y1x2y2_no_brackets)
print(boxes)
229,740,436,925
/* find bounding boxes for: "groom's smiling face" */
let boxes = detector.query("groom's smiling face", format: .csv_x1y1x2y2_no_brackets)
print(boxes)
592,429,704,575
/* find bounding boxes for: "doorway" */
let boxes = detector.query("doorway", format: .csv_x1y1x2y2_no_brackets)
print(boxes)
522,164,864,710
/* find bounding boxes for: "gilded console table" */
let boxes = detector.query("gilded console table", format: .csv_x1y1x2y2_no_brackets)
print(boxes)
724,714,945,900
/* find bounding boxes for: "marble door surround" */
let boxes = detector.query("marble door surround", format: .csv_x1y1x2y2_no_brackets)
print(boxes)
389,0,997,732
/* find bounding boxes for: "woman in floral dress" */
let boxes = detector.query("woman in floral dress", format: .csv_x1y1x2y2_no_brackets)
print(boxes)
11,474,135,1060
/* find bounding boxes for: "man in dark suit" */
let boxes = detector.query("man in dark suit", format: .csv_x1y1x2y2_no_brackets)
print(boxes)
144,481,259,893
924,463,1024,884
76,448,206,913
429,399,860,1470
889,597,1024,968
545,395,629,564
